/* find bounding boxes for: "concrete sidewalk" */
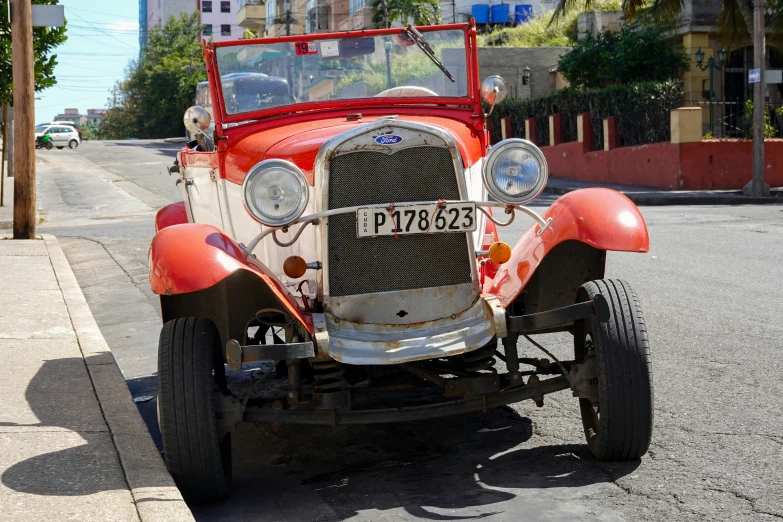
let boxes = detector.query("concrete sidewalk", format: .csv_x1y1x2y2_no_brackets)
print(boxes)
545,177,783,205
0,235,193,521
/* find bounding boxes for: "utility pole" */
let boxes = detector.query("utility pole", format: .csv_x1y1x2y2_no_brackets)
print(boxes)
285,0,292,36
12,0,36,239
1,104,6,206
452,0,456,23
750,0,768,196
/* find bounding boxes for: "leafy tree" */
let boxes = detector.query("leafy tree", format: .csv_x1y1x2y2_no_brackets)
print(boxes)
551,0,783,50
371,0,441,28
557,26,688,88
80,121,100,140
0,0,68,105
100,12,205,139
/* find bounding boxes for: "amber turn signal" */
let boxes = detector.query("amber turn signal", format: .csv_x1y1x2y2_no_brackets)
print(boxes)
283,256,307,278
488,241,512,264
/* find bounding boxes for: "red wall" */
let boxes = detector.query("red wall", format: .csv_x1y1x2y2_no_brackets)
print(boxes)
540,139,783,190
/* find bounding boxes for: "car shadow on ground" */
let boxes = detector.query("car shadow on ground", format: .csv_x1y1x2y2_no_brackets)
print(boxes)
193,402,640,521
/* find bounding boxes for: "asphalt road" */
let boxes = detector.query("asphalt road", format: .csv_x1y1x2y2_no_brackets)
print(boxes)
35,140,783,521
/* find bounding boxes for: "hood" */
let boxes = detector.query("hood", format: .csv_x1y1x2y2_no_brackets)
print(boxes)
224,115,484,186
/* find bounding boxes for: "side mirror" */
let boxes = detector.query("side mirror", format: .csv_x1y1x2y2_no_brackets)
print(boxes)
184,106,211,137
481,75,508,106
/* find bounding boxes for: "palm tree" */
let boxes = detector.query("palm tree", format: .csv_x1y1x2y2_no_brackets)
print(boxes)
371,0,442,29
551,0,783,50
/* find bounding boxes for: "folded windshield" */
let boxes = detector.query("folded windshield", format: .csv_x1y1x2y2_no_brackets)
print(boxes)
214,28,469,116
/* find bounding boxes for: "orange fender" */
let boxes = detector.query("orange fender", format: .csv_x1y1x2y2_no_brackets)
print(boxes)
155,201,188,232
485,188,649,307
149,223,313,333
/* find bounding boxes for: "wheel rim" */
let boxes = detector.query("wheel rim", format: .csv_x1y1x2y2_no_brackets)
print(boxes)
69,140,77,149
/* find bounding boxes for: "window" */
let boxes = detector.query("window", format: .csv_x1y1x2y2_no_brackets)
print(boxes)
202,0,212,12
349,0,368,14
202,24,213,36
221,24,231,36
221,1,230,12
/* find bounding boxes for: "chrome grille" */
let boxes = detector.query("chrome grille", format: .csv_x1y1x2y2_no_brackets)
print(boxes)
327,146,473,297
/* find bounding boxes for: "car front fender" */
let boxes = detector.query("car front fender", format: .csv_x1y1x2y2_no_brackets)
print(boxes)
155,201,188,232
485,188,649,307
149,223,313,334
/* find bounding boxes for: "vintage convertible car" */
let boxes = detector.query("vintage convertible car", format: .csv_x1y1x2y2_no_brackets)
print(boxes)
151,22,653,503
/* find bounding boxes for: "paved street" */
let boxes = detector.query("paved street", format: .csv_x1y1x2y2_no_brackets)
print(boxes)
36,141,783,521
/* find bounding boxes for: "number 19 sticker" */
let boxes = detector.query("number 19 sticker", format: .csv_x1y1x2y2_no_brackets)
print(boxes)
295,42,318,56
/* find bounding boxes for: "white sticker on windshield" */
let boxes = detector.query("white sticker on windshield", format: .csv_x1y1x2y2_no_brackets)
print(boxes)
321,40,339,58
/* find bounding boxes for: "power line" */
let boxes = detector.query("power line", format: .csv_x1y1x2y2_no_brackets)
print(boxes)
66,10,137,50
65,6,138,21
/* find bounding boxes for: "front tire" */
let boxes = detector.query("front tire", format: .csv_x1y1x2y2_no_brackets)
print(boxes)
574,279,653,460
68,139,78,149
44,141,53,150
158,317,231,503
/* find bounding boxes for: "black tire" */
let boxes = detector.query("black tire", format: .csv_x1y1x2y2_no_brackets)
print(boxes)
68,139,78,149
56,146,64,150
44,141,53,150
574,279,653,461
158,317,231,503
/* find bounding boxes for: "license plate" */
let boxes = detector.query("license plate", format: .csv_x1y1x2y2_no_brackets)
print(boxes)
356,202,477,238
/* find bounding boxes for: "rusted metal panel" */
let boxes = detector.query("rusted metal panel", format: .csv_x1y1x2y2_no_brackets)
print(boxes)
327,283,479,325
320,298,497,365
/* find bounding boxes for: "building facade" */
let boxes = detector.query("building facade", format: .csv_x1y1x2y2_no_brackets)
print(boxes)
52,108,83,126
200,0,243,41
86,109,108,126
139,0,242,49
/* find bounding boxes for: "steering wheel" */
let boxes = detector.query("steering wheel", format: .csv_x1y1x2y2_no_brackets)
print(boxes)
375,86,438,98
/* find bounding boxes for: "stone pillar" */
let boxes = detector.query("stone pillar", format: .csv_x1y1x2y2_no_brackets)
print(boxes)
603,116,619,151
500,117,513,140
525,117,537,145
549,114,561,146
577,112,594,152
671,107,703,143
682,33,711,104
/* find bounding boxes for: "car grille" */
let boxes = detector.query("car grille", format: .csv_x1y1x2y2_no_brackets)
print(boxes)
327,146,473,297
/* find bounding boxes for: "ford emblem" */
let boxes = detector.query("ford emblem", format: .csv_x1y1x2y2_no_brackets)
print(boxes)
375,134,404,145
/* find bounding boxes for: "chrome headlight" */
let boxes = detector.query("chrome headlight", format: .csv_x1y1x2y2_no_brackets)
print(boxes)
482,139,548,205
242,159,309,227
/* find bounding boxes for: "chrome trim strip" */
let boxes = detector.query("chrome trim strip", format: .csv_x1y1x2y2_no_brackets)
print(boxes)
243,201,551,254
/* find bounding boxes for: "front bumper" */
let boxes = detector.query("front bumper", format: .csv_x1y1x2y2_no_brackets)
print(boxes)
311,296,507,365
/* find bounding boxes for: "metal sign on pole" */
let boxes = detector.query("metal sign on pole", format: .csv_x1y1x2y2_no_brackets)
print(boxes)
749,68,761,84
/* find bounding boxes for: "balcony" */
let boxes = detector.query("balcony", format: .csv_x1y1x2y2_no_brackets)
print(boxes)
237,3,266,29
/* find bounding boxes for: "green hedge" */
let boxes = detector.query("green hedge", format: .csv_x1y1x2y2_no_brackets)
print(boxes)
488,80,683,150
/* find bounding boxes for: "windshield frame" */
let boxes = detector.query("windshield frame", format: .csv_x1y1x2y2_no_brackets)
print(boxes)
206,23,480,126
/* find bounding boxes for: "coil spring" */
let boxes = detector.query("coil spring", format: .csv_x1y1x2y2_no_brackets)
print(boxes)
463,345,497,373
311,359,348,392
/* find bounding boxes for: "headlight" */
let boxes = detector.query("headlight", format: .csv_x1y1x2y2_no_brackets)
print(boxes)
242,159,309,227
482,139,548,205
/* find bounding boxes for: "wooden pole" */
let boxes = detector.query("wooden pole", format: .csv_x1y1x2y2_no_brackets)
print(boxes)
751,0,767,196
11,0,36,238
1,103,6,207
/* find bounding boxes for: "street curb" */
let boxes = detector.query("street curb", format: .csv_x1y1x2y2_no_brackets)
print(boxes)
41,234,195,522
544,185,783,205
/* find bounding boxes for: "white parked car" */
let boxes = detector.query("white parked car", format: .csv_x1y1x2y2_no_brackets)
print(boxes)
34,123,81,149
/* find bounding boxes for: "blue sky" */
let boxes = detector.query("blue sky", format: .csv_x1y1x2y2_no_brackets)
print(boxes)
34,0,139,123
